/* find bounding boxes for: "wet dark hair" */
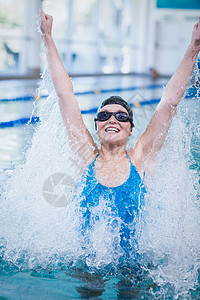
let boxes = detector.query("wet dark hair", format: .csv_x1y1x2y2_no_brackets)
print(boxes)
95,96,134,130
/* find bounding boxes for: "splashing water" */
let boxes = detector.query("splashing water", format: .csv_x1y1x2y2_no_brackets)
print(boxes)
0,69,200,299
138,106,200,298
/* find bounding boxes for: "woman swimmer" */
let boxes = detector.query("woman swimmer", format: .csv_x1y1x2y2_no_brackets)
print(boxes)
40,11,200,255
40,11,200,180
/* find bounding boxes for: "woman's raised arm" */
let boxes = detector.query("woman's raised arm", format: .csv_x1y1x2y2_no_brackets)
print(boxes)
133,17,200,175
40,10,97,159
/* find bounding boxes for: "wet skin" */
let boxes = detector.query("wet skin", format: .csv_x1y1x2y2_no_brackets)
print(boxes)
96,104,132,148
95,104,133,187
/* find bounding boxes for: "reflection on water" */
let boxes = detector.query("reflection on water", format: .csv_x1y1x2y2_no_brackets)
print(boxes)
71,266,158,299
72,269,107,299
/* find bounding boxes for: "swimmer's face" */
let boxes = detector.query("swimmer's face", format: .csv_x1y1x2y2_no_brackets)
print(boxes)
96,104,132,145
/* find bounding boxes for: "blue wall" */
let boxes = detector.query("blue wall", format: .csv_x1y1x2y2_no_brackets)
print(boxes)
157,0,200,9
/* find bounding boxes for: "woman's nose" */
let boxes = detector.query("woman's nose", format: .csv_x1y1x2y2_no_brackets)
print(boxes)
108,115,117,122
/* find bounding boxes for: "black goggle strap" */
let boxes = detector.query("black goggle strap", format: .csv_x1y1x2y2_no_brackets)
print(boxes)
94,118,98,131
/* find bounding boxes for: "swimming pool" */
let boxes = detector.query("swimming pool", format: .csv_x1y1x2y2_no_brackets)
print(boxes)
0,76,163,170
0,75,200,299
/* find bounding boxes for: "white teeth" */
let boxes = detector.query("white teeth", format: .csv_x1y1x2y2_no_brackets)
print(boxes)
106,127,119,133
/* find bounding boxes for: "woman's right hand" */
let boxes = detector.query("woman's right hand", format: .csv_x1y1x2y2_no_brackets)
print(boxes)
40,9,53,38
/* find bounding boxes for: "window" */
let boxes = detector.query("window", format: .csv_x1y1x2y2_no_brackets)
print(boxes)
42,0,136,75
0,0,140,77
0,0,24,74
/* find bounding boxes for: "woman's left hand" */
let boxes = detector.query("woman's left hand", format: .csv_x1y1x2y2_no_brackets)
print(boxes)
191,17,200,49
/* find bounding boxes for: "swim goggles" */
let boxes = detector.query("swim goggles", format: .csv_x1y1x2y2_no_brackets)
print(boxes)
94,111,134,130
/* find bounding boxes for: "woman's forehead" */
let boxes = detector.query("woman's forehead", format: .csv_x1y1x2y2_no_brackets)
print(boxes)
100,104,128,112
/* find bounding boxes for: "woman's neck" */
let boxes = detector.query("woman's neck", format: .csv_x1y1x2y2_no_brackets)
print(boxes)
98,145,127,162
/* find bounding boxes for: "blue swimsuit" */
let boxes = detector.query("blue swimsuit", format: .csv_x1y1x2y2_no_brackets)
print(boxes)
77,152,146,257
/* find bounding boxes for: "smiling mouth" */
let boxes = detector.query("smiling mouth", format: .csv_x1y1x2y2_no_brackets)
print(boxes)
105,127,120,133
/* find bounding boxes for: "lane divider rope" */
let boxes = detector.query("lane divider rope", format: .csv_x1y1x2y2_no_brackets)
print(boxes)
0,98,161,128
0,84,165,102
0,117,39,128
1,93,197,129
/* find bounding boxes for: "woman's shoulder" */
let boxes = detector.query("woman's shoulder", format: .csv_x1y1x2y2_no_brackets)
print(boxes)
127,147,143,178
78,149,99,177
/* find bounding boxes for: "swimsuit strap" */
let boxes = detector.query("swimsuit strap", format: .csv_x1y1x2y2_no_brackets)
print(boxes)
126,151,145,183
90,151,99,166
125,150,132,165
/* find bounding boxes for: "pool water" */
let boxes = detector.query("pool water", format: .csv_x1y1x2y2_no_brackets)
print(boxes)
0,75,200,299
0,268,156,299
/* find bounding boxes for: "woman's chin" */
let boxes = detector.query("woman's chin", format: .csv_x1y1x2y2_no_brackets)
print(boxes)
100,135,127,146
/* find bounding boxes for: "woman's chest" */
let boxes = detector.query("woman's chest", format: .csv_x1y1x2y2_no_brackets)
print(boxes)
94,159,131,187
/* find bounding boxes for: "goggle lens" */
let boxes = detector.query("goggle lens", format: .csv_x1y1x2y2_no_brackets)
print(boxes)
97,111,130,122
